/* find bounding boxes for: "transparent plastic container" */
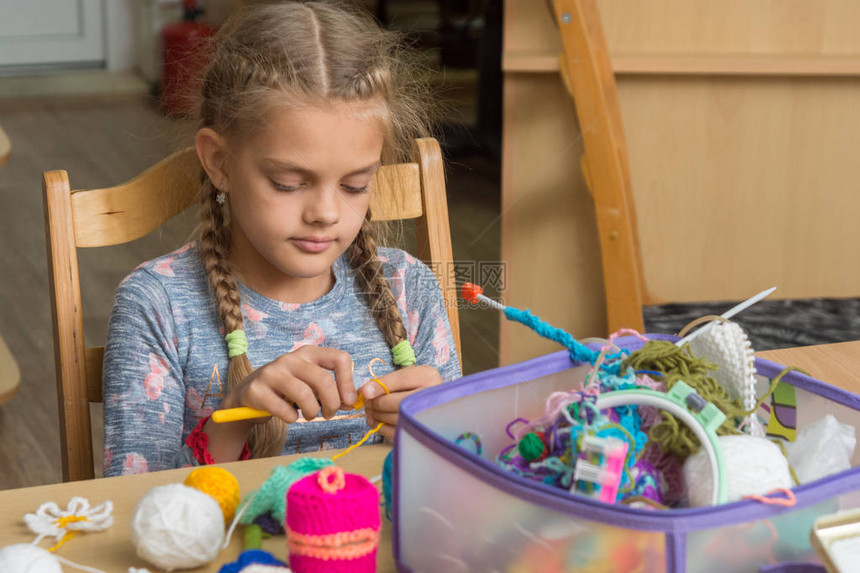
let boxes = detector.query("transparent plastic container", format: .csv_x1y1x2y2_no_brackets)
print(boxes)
393,335,860,572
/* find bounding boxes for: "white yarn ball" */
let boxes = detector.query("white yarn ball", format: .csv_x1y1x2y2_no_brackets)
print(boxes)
683,435,792,507
130,483,225,571
0,544,63,573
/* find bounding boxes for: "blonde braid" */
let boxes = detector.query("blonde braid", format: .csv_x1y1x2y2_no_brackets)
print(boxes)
346,213,408,350
197,177,288,458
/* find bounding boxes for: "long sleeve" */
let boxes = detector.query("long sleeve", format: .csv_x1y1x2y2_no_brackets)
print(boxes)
102,269,197,476
402,256,462,382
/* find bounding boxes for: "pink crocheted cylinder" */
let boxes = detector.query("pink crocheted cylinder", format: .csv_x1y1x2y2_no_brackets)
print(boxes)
286,467,381,573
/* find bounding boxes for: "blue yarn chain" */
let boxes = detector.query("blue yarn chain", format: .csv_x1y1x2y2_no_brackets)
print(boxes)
503,307,626,373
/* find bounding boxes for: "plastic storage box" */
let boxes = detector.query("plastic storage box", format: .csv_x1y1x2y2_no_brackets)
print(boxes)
393,335,860,573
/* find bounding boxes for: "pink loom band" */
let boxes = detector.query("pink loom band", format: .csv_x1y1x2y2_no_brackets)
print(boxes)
743,488,797,507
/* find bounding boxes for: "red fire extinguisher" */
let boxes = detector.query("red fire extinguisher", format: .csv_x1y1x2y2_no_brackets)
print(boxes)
160,0,217,117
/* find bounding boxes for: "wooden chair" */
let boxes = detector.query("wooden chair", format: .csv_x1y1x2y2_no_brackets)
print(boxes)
43,137,461,482
0,122,18,406
550,0,647,333
0,122,10,167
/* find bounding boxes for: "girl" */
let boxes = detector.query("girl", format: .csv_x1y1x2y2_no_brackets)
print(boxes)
102,1,461,476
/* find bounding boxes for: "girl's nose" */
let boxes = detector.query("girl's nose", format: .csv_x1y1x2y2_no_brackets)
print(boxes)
303,185,341,226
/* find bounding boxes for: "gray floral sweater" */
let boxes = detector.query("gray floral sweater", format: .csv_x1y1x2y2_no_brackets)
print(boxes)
102,242,460,476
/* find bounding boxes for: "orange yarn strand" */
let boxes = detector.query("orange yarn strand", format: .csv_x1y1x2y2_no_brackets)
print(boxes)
333,423,385,461
336,357,391,461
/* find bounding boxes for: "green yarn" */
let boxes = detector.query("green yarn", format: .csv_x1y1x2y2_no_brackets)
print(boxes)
244,524,263,549
622,340,746,458
518,432,546,461
239,457,334,525
225,329,248,358
392,339,416,367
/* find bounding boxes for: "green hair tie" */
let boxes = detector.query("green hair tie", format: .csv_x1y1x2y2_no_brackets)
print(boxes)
392,339,416,367
225,329,248,358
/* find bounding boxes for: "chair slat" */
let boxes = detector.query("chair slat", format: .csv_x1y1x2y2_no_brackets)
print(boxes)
412,138,462,362
72,151,422,249
72,150,201,248
44,170,93,481
370,163,423,221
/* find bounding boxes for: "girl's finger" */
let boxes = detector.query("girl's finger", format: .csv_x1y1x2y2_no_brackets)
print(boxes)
292,346,356,405
360,365,442,401
245,383,300,424
275,375,322,421
367,390,412,414
289,359,342,419
366,409,397,426
378,424,395,441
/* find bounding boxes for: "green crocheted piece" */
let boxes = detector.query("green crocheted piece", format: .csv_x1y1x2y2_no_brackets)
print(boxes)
239,457,334,525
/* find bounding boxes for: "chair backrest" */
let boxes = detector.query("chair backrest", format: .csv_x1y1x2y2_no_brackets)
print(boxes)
0,121,10,167
551,0,646,333
43,137,461,481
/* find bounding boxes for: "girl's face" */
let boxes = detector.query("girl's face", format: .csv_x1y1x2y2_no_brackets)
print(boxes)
204,103,385,302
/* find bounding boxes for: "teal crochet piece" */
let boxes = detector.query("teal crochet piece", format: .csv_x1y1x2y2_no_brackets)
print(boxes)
239,457,334,525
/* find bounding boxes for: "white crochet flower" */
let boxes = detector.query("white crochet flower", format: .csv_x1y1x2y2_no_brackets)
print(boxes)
24,497,114,542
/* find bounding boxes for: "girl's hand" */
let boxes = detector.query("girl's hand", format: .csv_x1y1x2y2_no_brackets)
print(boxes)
224,345,356,422
361,365,443,441
205,346,355,462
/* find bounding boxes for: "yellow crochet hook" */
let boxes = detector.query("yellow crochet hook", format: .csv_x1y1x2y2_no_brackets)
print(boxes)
212,407,271,423
213,360,371,423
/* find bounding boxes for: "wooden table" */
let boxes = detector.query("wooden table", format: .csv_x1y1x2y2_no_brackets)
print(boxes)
0,445,395,572
1,342,858,571
757,341,860,396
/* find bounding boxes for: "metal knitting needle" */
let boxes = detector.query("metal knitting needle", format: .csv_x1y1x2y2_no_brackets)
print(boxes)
676,286,777,347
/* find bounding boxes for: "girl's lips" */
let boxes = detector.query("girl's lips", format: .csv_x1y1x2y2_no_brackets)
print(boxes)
291,238,334,253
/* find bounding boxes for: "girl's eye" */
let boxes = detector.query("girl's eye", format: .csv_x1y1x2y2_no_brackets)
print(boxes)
271,180,303,192
341,184,369,194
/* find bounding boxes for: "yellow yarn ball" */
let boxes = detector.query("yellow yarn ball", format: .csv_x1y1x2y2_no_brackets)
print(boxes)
183,466,240,523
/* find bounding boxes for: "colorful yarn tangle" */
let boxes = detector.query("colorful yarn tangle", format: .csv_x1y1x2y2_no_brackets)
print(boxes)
497,348,665,506
490,325,798,509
